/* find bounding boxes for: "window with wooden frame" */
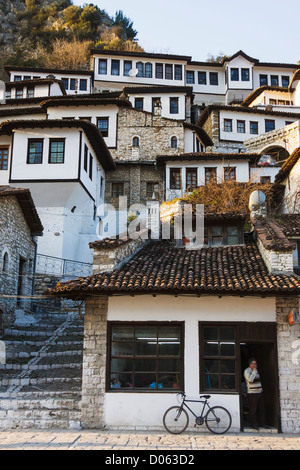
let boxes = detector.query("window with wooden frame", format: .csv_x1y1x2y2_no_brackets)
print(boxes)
97,117,109,137
134,98,144,110
98,59,107,75
165,64,173,80
111,59,120,76
155,63,163,79
174,65,182,81
265,119,275,133
107,322,184,391
224,119,232,132
250,121,258,135
230,68,239,81
112,182,124,198
0,146,9,170
48,139,65,164
186,168,198,190
205,167,217,184
123,60,132,76
209,72,218,86
27,139,43,164
145,62,152,78
136,62,144,77
170,97,179,114
170,136,177,148
146,182,159,199
204,225,241,246
200,324,237,392
237,120,245,133
170,168,181,190
224,167,236,182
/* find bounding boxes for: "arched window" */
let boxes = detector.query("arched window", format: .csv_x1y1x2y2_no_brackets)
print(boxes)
136,62,144,77
132,136,140,147
171,136,178,148
145,62,152,78
2,252,8,273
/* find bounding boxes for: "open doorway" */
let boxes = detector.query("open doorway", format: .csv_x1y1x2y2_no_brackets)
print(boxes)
240,342,280,431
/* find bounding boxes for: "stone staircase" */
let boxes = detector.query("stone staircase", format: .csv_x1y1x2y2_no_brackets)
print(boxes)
0,310,84,429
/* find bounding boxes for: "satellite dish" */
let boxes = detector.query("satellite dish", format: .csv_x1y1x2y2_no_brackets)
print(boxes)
129,68,138,77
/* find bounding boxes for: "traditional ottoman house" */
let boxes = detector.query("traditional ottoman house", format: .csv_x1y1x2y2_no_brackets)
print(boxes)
49,205,300,433
0,119,115,270
0,186,43,329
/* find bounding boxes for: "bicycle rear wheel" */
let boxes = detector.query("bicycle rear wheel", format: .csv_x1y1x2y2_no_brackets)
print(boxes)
163,406,189,434
205,406,232,434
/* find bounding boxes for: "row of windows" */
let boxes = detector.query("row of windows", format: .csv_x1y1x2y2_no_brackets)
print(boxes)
169,166,237,190
229,68,250,82
223,118,278,134
186,71,219,86
108,323,238,392
259,74,290,88
5,87,35,99
12,75,89,92
134,97,179,114
61,78,88,92
111,182,159,199
98,59,184,80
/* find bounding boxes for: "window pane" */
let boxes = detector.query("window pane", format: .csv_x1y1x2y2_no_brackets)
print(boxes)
145,63,152,78
204,373,219,390
97,118,109,137
220,342,235,356
204,342,219,356
204,359,219,373
135,326,157,341
99,59,107,74
49,140,64,163
158,358,180,372
112,326,134,341
198,71,207,85
124,61,132,76
175,65,182,80
211,226,223,236
231,68,239,81
135,359,156,372
111,342,133,356
111,60,120,76
0,147,9,170
137,62,144,77
165,64,173,80
220,359,235,374
135,374,156,389
203,327,218,340
135,342,156,356
111,358,133,373
28,141,43,164
209,72,218,85
221,375,236,390
155,63,163,79
241,68,250,81
110,373,132,389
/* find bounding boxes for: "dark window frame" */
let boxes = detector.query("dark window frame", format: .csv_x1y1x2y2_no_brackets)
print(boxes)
237,120,245,133
48,138,65,164
241,68,250,82
0,145,9,170
199,323,237,393
165,64,173,80
224,166,236,182
97,117,109,137
230,68,239,81
79,79,87,91
170,167,182,189
186,70,195,84
205,167,217,184
170,97,179,114
106,321,184,392
155,63,164,79
250,121,259,135
111,59,120,76
224,119,233,132
198,71,207,85
124,60,132,76
112,182,124,198
259,74,268,86
209,72,218,86
134,98,144,110
98,59,107,75
186,167,198,190
27,139,44,164
174,65,182,81
265,119,275,133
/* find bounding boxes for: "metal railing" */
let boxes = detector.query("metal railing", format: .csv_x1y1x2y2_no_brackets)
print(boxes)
36,253,92,278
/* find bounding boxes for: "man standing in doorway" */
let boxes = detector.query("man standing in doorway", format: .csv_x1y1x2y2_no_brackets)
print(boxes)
244,358,268,430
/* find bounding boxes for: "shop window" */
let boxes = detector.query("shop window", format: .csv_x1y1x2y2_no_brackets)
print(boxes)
107,323,183,391
200,325,237,392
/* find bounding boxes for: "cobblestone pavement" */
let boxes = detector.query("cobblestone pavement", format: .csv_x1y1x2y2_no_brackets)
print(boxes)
0,429,299,451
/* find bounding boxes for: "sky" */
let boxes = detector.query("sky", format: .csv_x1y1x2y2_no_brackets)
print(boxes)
71,0,300,64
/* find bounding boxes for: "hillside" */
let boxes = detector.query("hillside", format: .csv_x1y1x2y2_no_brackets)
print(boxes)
0,0,143,79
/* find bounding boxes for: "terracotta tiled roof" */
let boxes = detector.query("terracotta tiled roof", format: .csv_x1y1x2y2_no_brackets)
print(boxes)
273,214,300,237
49,241,300,298
251,218,293,251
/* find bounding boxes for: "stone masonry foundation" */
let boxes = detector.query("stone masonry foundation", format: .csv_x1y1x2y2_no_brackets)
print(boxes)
276,296,300,433
81,296,108,429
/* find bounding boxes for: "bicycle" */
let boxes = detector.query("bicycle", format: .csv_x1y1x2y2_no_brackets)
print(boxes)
163,393,232,435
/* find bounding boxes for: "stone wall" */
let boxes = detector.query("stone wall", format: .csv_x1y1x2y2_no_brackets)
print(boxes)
244,121,300,155
0,195,36,327
276,296,300,433
81,296,108,429
111,107,185,162
105,163,165,207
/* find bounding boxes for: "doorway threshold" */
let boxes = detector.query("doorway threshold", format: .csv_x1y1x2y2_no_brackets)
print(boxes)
242,426,278,434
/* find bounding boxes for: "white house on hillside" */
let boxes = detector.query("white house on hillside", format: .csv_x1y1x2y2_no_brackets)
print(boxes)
0,119,115,270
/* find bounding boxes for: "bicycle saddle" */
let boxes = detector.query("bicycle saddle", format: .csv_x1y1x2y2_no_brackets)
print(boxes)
200,395,211,399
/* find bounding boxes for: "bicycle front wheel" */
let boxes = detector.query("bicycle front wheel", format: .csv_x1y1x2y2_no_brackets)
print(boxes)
205,406,232,434
163,406,189,434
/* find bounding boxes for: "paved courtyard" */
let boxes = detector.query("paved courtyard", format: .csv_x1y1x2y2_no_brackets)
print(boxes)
0,429,299,451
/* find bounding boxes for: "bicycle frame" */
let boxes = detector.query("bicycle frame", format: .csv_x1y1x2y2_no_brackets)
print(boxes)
179,395,210,420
